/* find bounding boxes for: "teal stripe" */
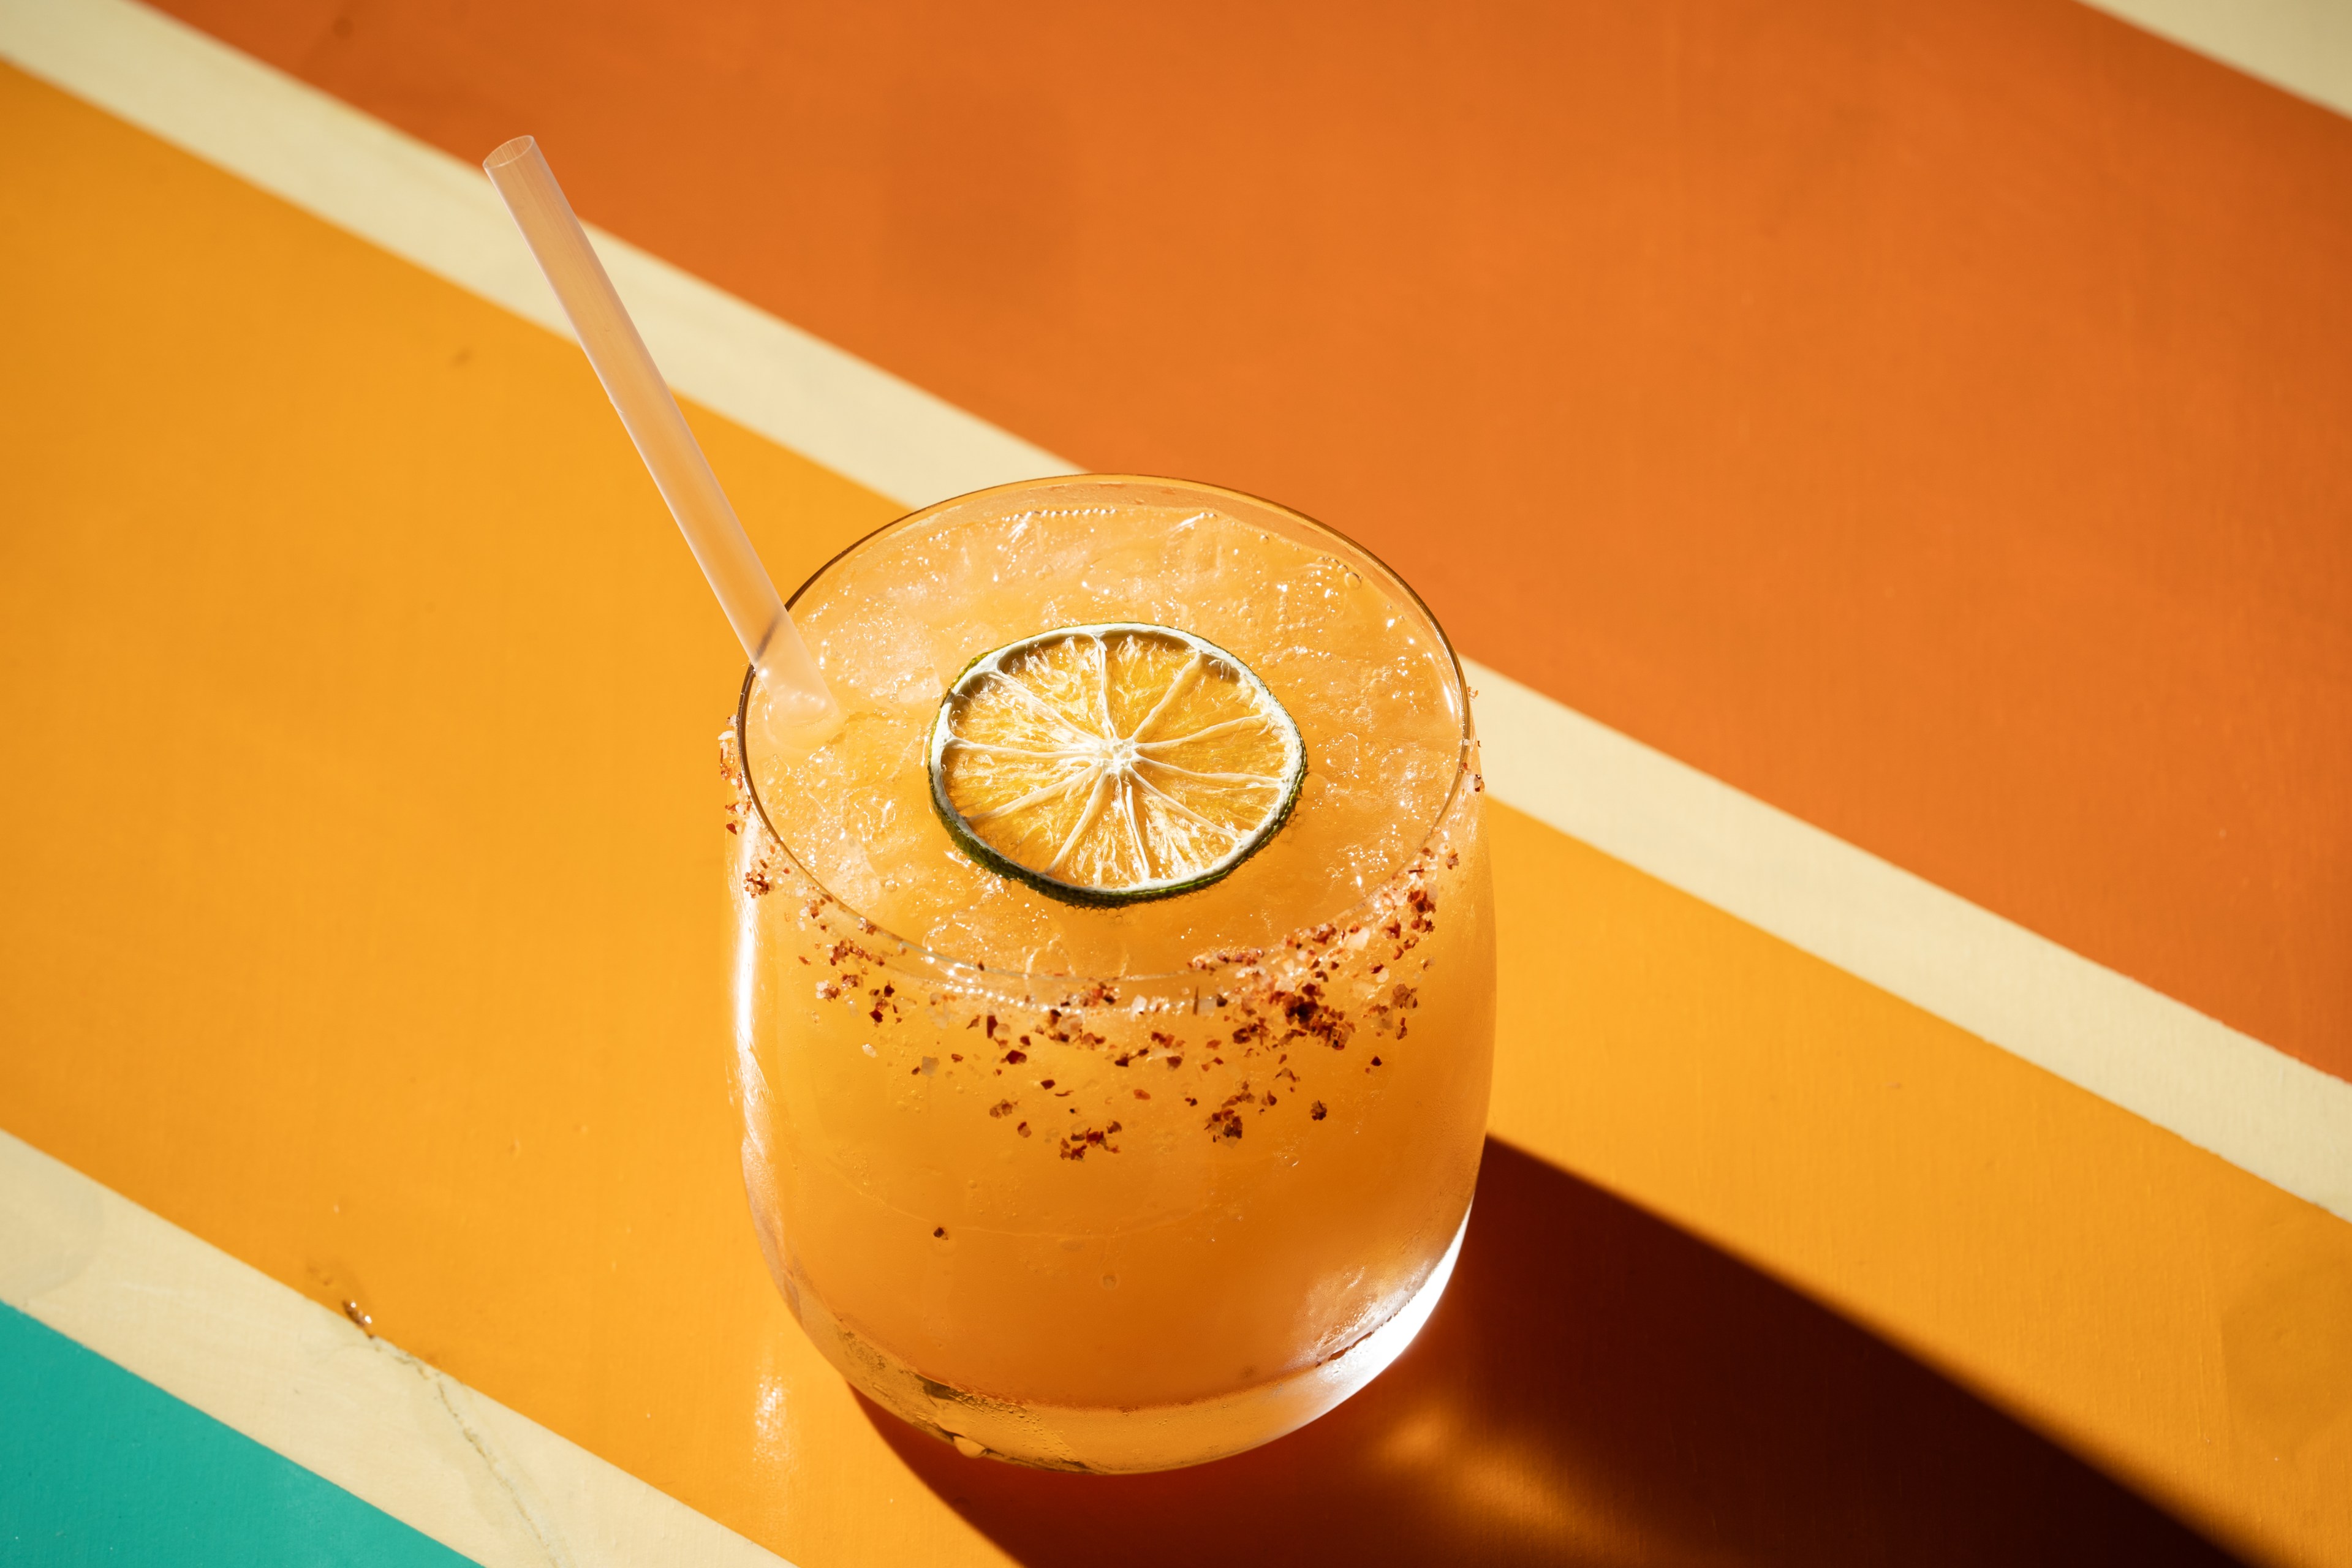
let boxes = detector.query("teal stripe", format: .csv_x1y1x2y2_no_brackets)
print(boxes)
0,1302,478,1566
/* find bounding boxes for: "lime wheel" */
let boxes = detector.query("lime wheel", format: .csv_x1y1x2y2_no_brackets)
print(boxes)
927,624,1306,905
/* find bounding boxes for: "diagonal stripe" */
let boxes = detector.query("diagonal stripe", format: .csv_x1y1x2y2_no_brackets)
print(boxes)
1472,664,2352,1223
0,1303,479,1567
125,0,2352,1082
4,0,2339,1227
0,53,2342,1562
1479,801,2352,1565
0,0,1065,512
0,1129,793,1568
2081,0,2352,118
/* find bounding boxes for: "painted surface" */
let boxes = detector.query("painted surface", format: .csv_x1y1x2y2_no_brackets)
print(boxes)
2,58,2348,1566
2077,0,2352,114
0,1303,476,1567
138,0,2352,1083
0,1131,795,1568
12,0,2335,1230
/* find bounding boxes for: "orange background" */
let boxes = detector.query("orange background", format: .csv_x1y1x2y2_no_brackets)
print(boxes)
154,0,2352,1080
6,54,2350,1564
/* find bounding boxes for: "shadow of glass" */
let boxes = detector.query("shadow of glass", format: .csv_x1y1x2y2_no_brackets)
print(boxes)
863,1137,2240,1566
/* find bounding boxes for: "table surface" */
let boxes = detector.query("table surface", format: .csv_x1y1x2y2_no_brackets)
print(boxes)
2,1,2348,1565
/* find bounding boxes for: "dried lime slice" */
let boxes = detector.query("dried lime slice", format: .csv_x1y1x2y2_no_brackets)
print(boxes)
927,624,1307,905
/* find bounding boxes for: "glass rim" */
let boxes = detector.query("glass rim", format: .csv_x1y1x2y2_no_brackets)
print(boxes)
733,472,1479,991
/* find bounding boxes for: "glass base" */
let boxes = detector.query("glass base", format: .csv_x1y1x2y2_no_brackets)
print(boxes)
792,1208,1470,1474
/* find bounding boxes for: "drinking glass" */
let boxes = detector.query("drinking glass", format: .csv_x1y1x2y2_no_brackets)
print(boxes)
727,475,1493,1472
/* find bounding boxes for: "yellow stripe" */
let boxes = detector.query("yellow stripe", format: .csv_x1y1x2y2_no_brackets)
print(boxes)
1471,662,2352,1223
1,55,2345,1567
0,1131,795,1568
0,66,974,1567
0,0,1066,508
1488,804,2352,1559
11,0,2346,1230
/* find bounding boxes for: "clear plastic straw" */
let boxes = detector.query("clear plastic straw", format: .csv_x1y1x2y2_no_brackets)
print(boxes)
484,135,836,723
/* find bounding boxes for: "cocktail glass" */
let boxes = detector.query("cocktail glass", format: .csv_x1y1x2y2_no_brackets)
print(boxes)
727,475,1493,1472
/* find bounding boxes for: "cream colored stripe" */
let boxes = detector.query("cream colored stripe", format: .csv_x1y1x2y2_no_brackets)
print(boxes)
1,0,2344,1232
0,1129,793,1568
2078,0,2352,119
0,0,1070,510
1467,663,2352,1223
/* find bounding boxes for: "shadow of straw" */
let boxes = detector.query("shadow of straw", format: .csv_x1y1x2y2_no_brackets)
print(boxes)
862,1138,2240,1566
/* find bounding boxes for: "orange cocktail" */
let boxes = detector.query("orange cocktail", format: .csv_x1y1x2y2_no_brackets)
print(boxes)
727,475,1492,1472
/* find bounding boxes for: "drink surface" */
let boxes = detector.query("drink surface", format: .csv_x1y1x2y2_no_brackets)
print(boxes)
746,484,1464,974
730,477,1494,1471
